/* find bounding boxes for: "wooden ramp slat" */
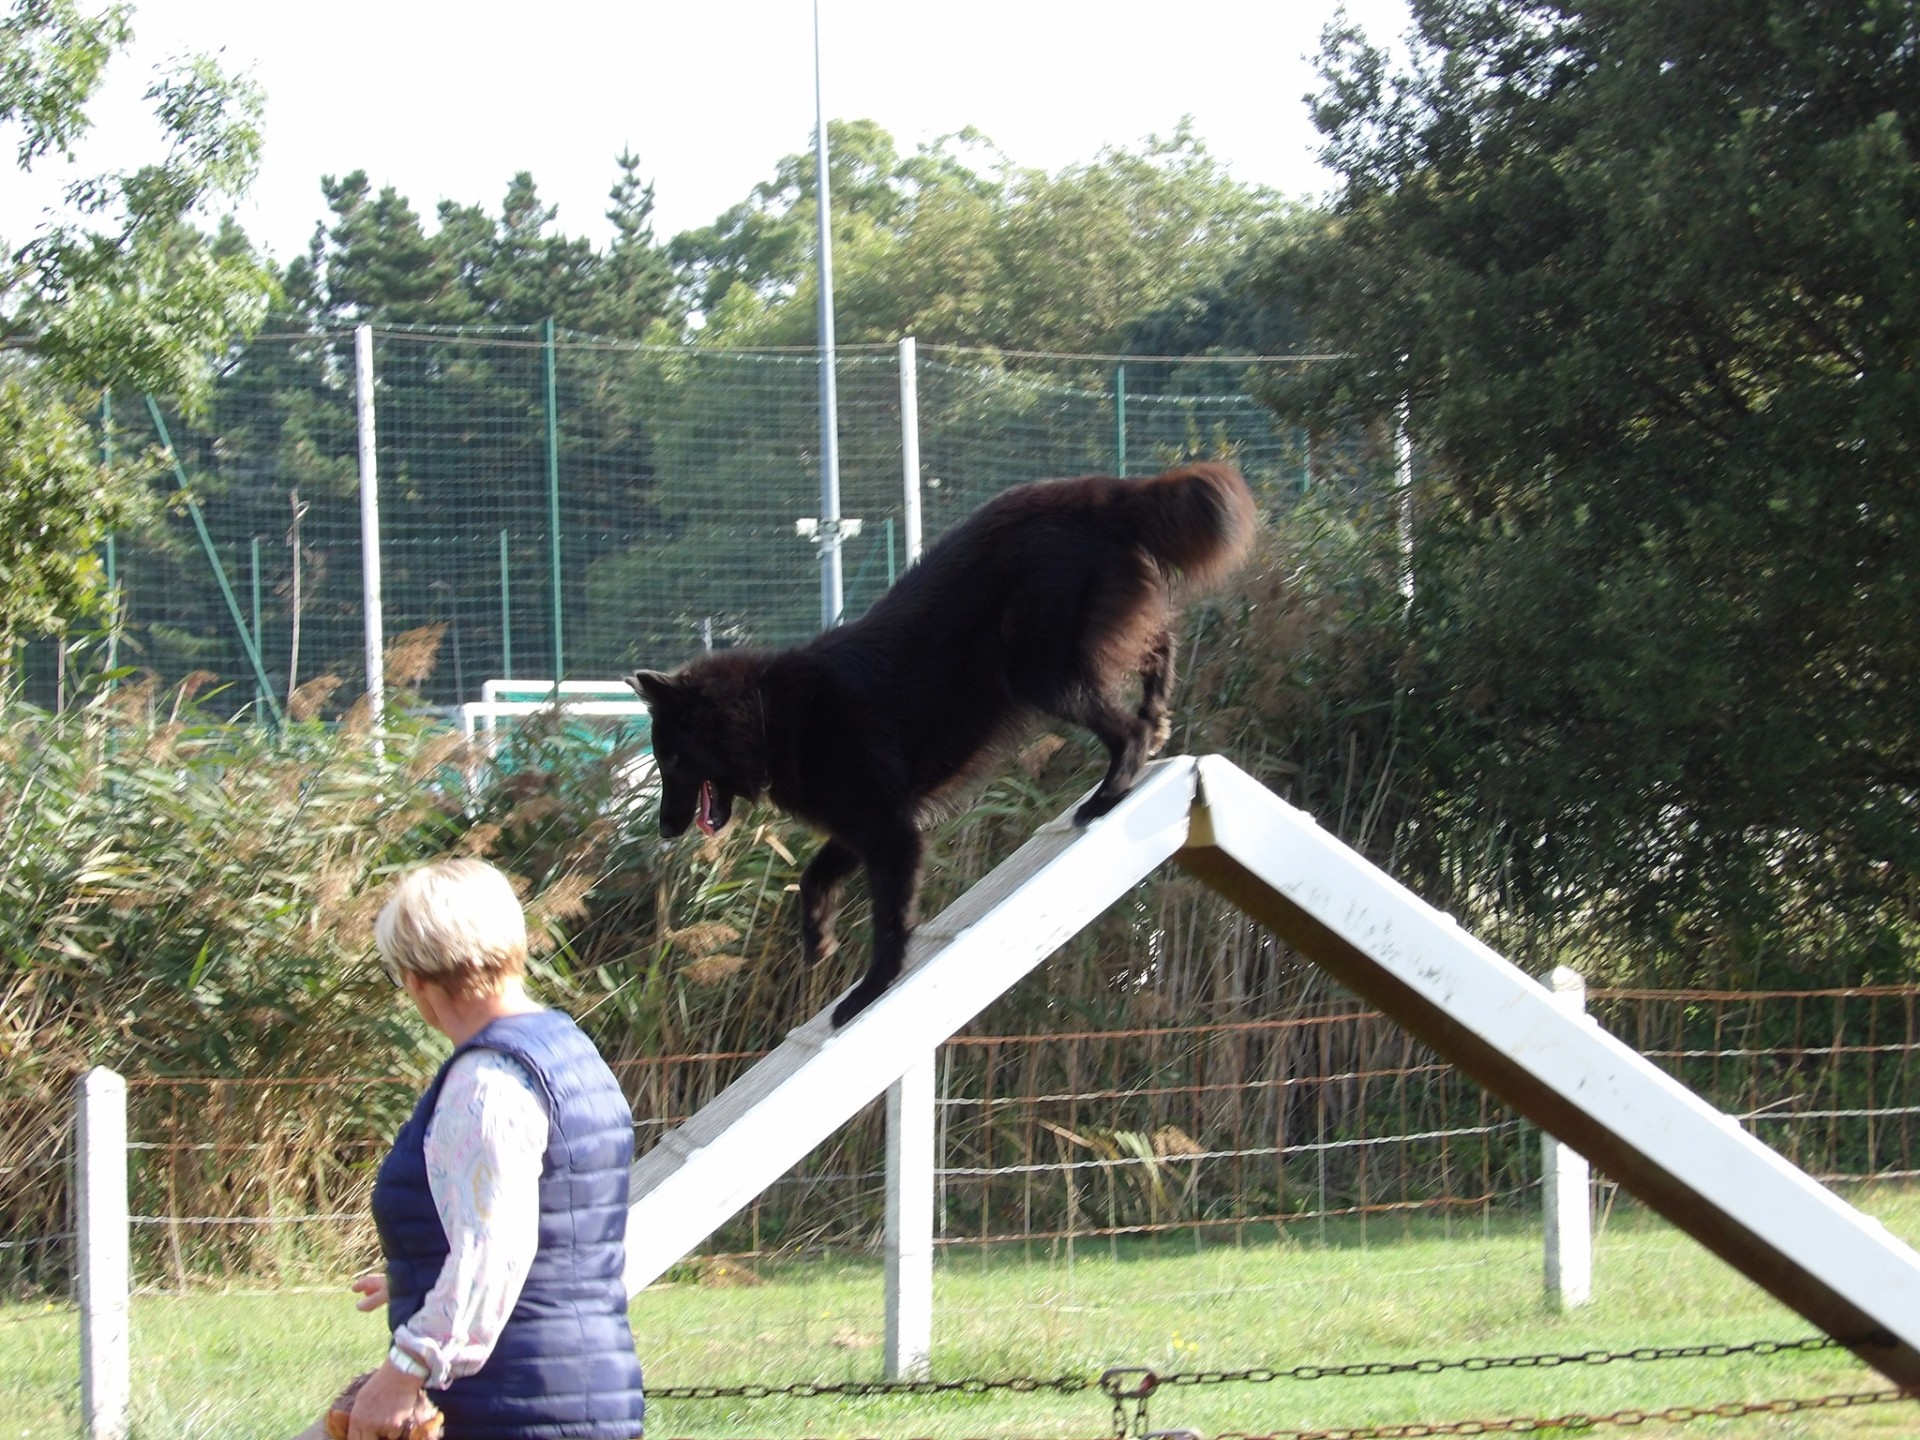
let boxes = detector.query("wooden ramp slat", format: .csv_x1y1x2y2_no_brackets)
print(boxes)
621,757,1199,1292
624,752,1920,1389
1180,754,1920,1387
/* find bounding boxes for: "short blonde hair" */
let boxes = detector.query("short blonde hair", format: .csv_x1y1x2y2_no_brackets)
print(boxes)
375,858,527,1000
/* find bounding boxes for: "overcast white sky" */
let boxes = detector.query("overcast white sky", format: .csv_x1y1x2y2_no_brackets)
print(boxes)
27,0,1413,264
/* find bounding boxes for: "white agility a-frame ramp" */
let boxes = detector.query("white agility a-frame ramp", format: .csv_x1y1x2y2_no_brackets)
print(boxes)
625,754,1920,1389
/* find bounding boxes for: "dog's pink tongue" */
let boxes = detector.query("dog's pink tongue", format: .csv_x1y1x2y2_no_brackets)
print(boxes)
695,780,719,835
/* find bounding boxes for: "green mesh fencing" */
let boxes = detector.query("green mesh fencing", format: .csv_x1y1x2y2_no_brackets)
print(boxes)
43,329,1380,712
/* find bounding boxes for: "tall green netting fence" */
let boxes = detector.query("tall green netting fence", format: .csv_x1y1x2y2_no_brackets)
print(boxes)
39,328,1375,712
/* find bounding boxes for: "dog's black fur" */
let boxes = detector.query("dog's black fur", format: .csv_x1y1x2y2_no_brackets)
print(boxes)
629,462,1255,1027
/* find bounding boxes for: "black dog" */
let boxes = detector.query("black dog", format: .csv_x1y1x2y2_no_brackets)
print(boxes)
629,462,1255,1027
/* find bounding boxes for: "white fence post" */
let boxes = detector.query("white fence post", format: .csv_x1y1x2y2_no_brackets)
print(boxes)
356,323,385,731
883,1057,934,1379
1543,965,1593,1308
77,1066,129,1440
898,335,922,565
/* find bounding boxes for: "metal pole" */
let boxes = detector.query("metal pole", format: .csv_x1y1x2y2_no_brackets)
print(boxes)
499,528,513,680
250,536,262,715
813,0,844,628
544,318,565,686
1114,364,1127,477
142,397,282,726
355,324,385,730
101,392,117,674
898,335,921,564
100,393,115,591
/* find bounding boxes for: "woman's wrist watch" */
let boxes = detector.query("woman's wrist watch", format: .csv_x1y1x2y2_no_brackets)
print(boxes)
388,1341,430,1381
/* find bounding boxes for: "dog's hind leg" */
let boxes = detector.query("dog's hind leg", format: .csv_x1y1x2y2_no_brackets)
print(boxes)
800,838,861,969
830,824,924,1028
1138,628,1176,758
1062,687,1159,825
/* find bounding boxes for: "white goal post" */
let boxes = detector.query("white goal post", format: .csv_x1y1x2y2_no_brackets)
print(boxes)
457,679,650,753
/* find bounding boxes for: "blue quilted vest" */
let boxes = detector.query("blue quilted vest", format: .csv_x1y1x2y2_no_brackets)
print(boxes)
372,1009,646,1438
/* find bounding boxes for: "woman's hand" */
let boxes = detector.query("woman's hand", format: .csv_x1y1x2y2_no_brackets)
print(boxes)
347,1361,434,1440
350,1270,389,1313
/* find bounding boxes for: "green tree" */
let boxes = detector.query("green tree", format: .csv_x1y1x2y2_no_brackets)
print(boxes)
676,119,1284,356
298,156,679,339
314,171,469,324
964,122,1280,355
1261,0,1920,981
1116,212,1315,368
579,148,678,340
437,173,597,326
668,117,951,325
0,0,275,654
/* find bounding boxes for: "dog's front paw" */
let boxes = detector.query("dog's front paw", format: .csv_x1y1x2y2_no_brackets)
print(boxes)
1075,789,1126,826
830,980,885,1029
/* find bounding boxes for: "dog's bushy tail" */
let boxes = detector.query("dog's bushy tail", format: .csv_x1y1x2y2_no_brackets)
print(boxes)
1126,462,1257,590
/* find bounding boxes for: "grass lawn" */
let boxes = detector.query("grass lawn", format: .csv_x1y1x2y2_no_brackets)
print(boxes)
5,1188,1916,1439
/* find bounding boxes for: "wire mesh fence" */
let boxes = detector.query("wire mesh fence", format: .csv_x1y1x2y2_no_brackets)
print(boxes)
0,1118,72,1298
29,329,1361,711
5,987,1915,1298
1602,985,1920,1183
633,986,1920,1264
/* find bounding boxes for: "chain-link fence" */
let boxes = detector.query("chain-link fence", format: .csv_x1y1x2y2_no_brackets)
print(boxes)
34,329,1362,711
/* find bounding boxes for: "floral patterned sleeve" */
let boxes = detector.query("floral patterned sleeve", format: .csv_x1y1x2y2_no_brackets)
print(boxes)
393,1048,550,1388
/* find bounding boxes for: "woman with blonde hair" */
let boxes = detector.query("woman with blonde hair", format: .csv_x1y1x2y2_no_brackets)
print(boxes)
323,857,646,1440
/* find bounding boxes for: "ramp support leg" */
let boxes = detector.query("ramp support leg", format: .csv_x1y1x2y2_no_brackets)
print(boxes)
1543,965,1593,1309
884,1055,935,1378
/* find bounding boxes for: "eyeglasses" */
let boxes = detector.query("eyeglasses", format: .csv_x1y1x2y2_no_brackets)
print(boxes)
380,955,407,989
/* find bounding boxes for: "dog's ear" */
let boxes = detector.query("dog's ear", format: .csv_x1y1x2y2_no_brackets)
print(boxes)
628,670,675,707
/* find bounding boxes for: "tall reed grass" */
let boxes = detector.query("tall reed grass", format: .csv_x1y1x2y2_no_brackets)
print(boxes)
0,492,1550,1292
0,640,463,1287
0,492,1472,1293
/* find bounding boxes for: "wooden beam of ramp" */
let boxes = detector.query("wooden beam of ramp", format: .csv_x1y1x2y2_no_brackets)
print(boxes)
622,755,1200,1294
1178,754,1920,1390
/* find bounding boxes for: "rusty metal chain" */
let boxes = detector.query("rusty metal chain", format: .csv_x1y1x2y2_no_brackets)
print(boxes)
1100,1338,1868,1439
1211,1386,1913,1439
1151,1334,1841,1389
636,1386,1912,1440
1103,1367,1160,1437
648,1371,1097,1402
650,1334,1844,1415
645,1334,1899,1440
